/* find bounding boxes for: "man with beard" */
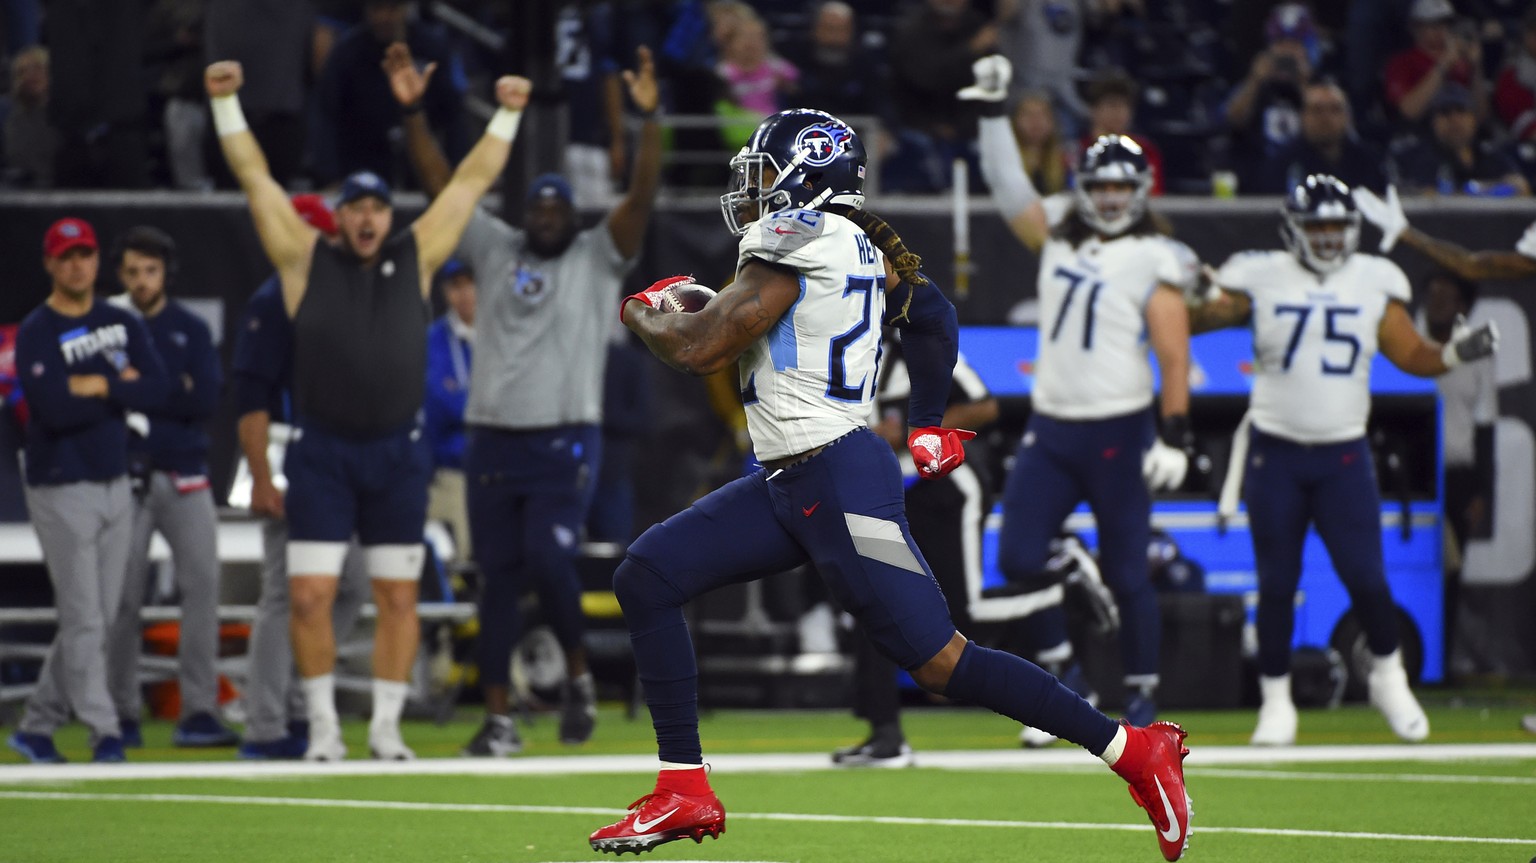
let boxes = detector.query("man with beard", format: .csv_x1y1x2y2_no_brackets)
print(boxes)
104,226,237,750
208,58,531,761
383,41,662,755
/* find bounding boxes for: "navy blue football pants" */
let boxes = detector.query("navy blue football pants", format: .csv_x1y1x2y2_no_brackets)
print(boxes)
615,428,1117,764
997,409,1160,682
467,424,600,688
1245,428,1399,678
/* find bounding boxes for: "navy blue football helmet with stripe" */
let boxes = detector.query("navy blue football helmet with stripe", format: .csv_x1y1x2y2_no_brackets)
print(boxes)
721,109,867,235
1074,134,1152,236
1281,174,1360,273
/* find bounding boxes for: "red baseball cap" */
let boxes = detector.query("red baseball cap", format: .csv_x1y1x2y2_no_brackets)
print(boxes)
290,194,337,237
43,217,99,258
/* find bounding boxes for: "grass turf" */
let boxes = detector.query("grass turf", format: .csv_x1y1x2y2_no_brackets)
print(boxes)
3,696,1535,861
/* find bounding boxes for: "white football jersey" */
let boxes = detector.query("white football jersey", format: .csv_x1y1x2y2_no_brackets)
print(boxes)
1031,233,1197,420
1217,250,1411,444
735,209,887,461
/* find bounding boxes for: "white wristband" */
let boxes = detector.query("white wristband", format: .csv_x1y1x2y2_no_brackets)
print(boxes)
487,108,522,143
210,94,249,137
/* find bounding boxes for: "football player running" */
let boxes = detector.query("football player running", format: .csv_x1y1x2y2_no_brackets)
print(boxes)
589,108,1194,862
1191,175,1498,745
964,55,1199,735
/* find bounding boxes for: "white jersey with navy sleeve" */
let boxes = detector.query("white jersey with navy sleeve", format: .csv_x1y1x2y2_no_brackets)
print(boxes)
1031,234,1197,420
1218,250,1411,444
735,209,886,461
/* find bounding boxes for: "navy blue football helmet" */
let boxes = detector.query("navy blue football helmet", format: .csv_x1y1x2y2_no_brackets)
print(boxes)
1074,135,1152,236
1281,174,1359,273
720,108,867,235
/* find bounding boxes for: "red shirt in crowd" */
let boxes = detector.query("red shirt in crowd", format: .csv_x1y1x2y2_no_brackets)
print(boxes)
1494,65,1536,140
1384,46,1476,113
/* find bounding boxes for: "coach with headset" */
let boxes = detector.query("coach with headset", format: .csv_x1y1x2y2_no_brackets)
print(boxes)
104,226,237,749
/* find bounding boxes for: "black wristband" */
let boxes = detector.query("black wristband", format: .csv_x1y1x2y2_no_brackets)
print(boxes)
402,101,424,115
976,99,1007,118
1160,414,1194,451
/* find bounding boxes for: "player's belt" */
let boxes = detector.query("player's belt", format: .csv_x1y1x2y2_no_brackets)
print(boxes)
761,429,860,473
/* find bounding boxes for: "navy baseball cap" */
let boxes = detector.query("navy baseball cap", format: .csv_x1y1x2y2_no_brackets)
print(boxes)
439,258,470,280
337,171,393,207
526,173,574,206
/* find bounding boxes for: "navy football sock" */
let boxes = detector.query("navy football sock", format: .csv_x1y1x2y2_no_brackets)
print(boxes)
944,641,1118,756
614,557,703,764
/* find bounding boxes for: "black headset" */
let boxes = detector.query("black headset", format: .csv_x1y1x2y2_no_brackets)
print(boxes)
112,225,179,286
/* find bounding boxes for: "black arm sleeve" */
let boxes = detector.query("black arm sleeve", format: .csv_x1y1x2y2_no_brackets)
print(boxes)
885,274,957,429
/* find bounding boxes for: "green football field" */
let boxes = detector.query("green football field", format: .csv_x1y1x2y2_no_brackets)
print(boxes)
3,697,1535,863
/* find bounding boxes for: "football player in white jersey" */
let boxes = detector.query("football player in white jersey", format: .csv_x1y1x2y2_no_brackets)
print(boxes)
964,55,1198,732
589,108,1194,863
1190,175,1498,745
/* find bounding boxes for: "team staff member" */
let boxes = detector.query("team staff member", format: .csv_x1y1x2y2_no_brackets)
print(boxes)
424,258,474,565
209,59,532,761
7,218,168,764
832,340,1000,767
1193,175,1497,745
384,42,663,755
230,196,369,760
104,227,238,749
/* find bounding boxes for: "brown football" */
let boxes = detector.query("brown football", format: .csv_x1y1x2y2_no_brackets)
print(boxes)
660,282,718,313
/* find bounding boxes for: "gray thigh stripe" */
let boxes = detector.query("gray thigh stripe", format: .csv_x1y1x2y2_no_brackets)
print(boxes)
843,513,924,575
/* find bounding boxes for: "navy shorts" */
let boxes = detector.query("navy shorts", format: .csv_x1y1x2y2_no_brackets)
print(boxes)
285,423,431,545
628,428,957,669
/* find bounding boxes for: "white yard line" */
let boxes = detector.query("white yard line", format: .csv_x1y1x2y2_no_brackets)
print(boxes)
0,789,1532,847
2,742,1535,782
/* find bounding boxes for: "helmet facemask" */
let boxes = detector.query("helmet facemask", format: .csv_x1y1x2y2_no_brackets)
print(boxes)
1076,177,1149,236
721,149,795,235
1282,210,1359,274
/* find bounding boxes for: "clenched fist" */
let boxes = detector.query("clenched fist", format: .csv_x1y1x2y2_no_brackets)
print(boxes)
205,61,244,98
496,76,532,112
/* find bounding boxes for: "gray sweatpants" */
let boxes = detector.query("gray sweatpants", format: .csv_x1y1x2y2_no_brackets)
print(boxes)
107,472,221,721
242,517,368,743
20,478,134,741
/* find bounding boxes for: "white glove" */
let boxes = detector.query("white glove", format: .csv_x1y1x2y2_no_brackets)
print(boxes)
126,411,151,438
1352,185,1408,253
957,55,1011,102
1442,317,1499,368
1143,439,1189,491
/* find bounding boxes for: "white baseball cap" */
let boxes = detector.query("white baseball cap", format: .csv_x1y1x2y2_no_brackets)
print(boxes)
1409,0,1455,23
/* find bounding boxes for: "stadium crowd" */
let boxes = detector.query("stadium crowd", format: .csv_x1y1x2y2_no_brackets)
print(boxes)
1,0,1536,197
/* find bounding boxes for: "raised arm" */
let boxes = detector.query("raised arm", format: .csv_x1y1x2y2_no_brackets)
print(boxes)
622,260,801,376
207,61,318,309
411,75,531,283
961,56,1051,254
1401,228,1536,280
607,46,663,260
383,41,452,198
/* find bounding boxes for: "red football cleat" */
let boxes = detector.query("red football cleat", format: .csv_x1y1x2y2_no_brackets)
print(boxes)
1111,720,1192,861
589,789,726,856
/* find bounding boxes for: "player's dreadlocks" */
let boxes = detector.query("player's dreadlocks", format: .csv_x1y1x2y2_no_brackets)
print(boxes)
828,205,928,323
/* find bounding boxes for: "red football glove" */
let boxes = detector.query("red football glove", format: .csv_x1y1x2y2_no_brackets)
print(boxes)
621,274,694,322
907,427,977,480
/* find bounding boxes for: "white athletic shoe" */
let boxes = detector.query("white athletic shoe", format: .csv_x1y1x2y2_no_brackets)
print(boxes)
1020,725,1060,748
1250,675,1297,746
303,721,347,762
368,725,416,761
1368,650,1429,742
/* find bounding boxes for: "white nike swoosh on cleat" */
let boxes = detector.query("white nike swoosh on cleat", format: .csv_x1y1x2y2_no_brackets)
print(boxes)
631,807,679,834
1154,776,1181,843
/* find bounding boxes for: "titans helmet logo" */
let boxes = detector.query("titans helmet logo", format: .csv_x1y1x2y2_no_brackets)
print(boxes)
795,123,851,168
